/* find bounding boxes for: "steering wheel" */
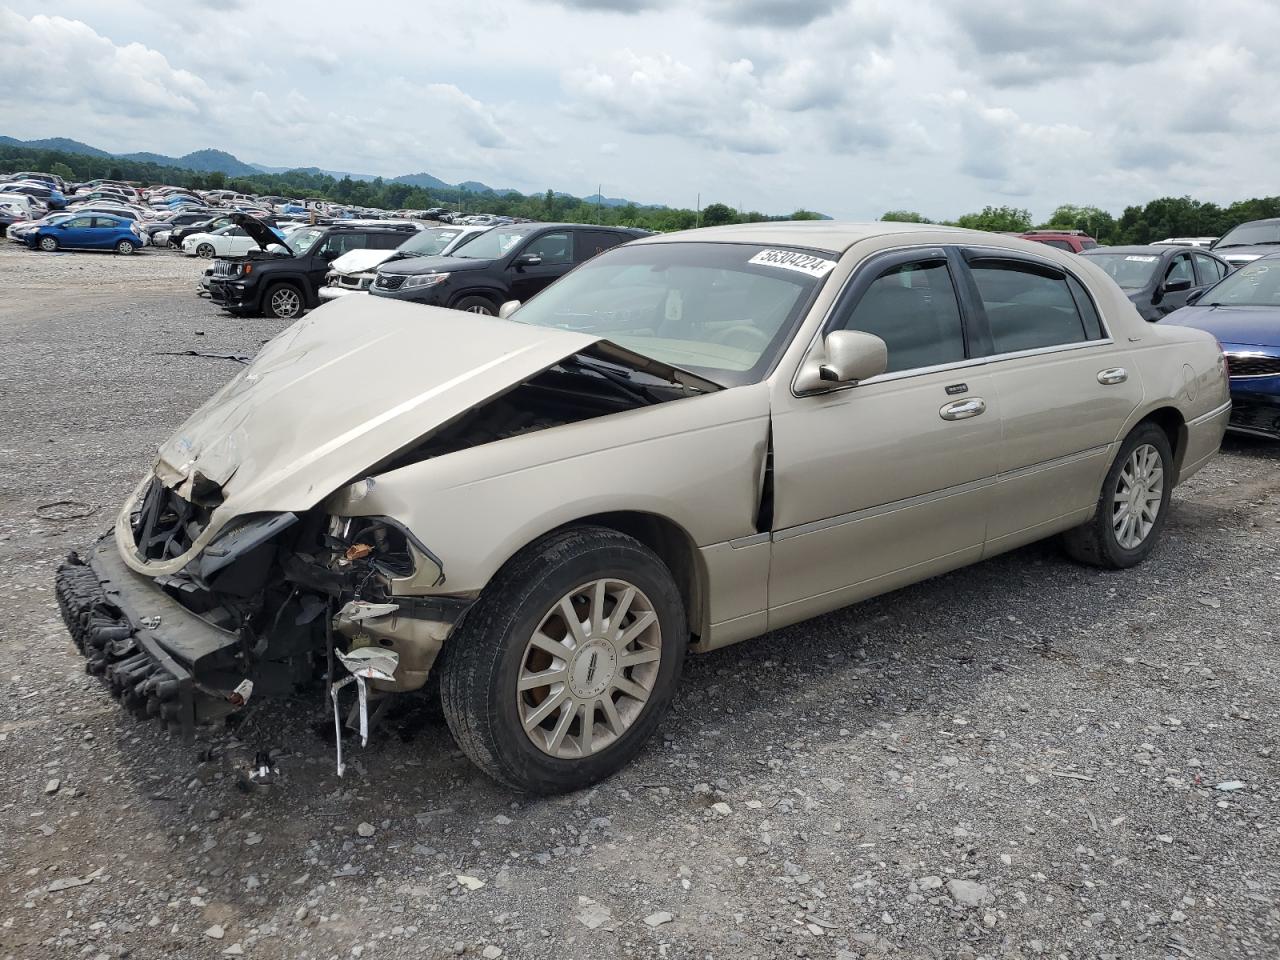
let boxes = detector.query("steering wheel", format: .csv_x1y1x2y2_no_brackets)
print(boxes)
712,324,770,351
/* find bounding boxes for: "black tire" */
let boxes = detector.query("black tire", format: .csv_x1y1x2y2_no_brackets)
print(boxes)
38,235,59,252
1062,422,1174,569
452,294,497,316
263,282,304,320
196,243,215,258
115,239,136,255
440,525,687,793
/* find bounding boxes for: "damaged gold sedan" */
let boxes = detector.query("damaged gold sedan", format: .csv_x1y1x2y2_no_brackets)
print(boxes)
57,223,1230,793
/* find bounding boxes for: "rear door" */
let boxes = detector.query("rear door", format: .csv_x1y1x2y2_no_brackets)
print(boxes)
959,250,1142,551
89,217,121,248
768,246,1002,625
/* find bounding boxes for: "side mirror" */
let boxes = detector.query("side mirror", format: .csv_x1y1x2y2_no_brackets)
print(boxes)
498,300,521,319
1164,277,1192,293
795,330,888,393
514,253,542,268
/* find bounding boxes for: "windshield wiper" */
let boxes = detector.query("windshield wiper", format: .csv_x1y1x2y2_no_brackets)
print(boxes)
558,356,657,405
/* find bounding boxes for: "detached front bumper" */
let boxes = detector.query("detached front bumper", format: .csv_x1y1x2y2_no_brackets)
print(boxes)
55,536,243,737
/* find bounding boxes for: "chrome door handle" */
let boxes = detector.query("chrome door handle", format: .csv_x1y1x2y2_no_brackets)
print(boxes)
1097,367,1128,385
939,397,986,421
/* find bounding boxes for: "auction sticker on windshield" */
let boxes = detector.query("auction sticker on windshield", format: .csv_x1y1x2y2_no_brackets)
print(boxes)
1124,256,1159,263
749,249,837,277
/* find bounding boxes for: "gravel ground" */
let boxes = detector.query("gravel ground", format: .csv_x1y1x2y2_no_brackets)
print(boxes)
1,240,1278,960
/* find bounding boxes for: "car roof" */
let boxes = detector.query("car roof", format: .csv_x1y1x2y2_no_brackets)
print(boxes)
633,220,1087,256
1082,245,1177,256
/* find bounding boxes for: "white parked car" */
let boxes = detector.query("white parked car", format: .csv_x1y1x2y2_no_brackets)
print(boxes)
1152,237,1218,248
182,224,286,258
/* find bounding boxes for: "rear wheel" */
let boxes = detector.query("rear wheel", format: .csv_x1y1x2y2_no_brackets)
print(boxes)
263,283,304,320
1063,422,1173,568
115,239,136,255
196,243,215,258
38,235,58,252
440,526,687,793
453,295,496,316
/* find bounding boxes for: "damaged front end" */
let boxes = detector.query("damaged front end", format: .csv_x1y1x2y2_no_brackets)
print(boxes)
56,484,468,741
54,296,714,759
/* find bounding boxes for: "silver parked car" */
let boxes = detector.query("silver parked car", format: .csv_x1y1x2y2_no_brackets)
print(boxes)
56,223,1229,792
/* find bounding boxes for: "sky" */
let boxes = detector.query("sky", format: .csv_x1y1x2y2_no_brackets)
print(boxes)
0,1,1275,220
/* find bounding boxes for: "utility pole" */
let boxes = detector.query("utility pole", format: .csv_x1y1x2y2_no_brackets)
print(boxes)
596,183,602,224
696,192,701,229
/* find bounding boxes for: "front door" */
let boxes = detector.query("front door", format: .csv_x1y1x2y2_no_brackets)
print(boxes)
768,248,1003,628
958,252,1143,547
59,215,96,247
508,230,575,301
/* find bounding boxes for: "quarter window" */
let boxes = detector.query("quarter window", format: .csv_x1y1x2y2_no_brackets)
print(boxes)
834,259,966,373
969,260,1090,353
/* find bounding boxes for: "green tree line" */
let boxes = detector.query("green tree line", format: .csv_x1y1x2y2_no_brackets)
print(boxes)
882,198,1280,244
0,144,821,232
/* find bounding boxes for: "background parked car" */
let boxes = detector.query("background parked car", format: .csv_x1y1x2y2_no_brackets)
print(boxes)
1153,237,1218,248
168,215,237,248
1210,218,1280,267
207,215,416,318
25,213,143,254
182,222,286,258
1020,230,1099,253
1080,245,1231,321
370,222,646,314
1164,253,1280,439
138,209,215,245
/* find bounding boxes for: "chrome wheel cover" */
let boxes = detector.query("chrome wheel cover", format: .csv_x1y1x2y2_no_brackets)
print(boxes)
1113,443,1164,549
464,304,492,314
271,288,301,318
39,236,56,251
517,578,661,759
197,244,214,257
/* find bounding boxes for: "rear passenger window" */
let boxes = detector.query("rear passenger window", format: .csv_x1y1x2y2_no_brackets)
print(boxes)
835,259,966,373
1166,256,1193,285
577,230,630,262
969,260,1090,353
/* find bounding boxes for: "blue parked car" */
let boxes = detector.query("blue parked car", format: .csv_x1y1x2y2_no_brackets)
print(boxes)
26,213,143,254
1164,252,1280,439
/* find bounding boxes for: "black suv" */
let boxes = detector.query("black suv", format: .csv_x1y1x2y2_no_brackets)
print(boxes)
208,215,416,319
368,222,646,314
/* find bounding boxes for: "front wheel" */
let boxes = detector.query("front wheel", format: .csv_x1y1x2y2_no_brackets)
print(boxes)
1062,422,1173,568
452,295,496,316
196,243,215,258
38,235,59,252
115,239,136,255
440,526,687,793
263,283,304,319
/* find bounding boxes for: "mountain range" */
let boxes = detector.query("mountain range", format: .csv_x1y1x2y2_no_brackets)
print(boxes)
0,135,650,208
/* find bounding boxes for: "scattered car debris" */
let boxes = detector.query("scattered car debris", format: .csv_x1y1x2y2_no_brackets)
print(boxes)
154,349,252,363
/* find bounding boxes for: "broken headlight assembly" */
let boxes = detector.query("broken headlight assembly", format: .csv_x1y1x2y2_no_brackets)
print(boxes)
326,515,444,592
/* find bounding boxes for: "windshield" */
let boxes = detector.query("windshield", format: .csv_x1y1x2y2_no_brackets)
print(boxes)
510,242,833,386
448,228,529,259
1215,222,1280,249
1201,258,1280,307
397,227,467,257
287,228,323,254
1083,253,1161,290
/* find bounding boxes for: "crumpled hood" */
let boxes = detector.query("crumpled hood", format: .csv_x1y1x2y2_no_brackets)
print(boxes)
120,295,601,575
1163,305,1280,348
329,248,395,275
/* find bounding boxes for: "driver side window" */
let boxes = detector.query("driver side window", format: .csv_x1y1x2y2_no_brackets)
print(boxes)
833,259,967,374
523,231,573,264
1165,256,1193,285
